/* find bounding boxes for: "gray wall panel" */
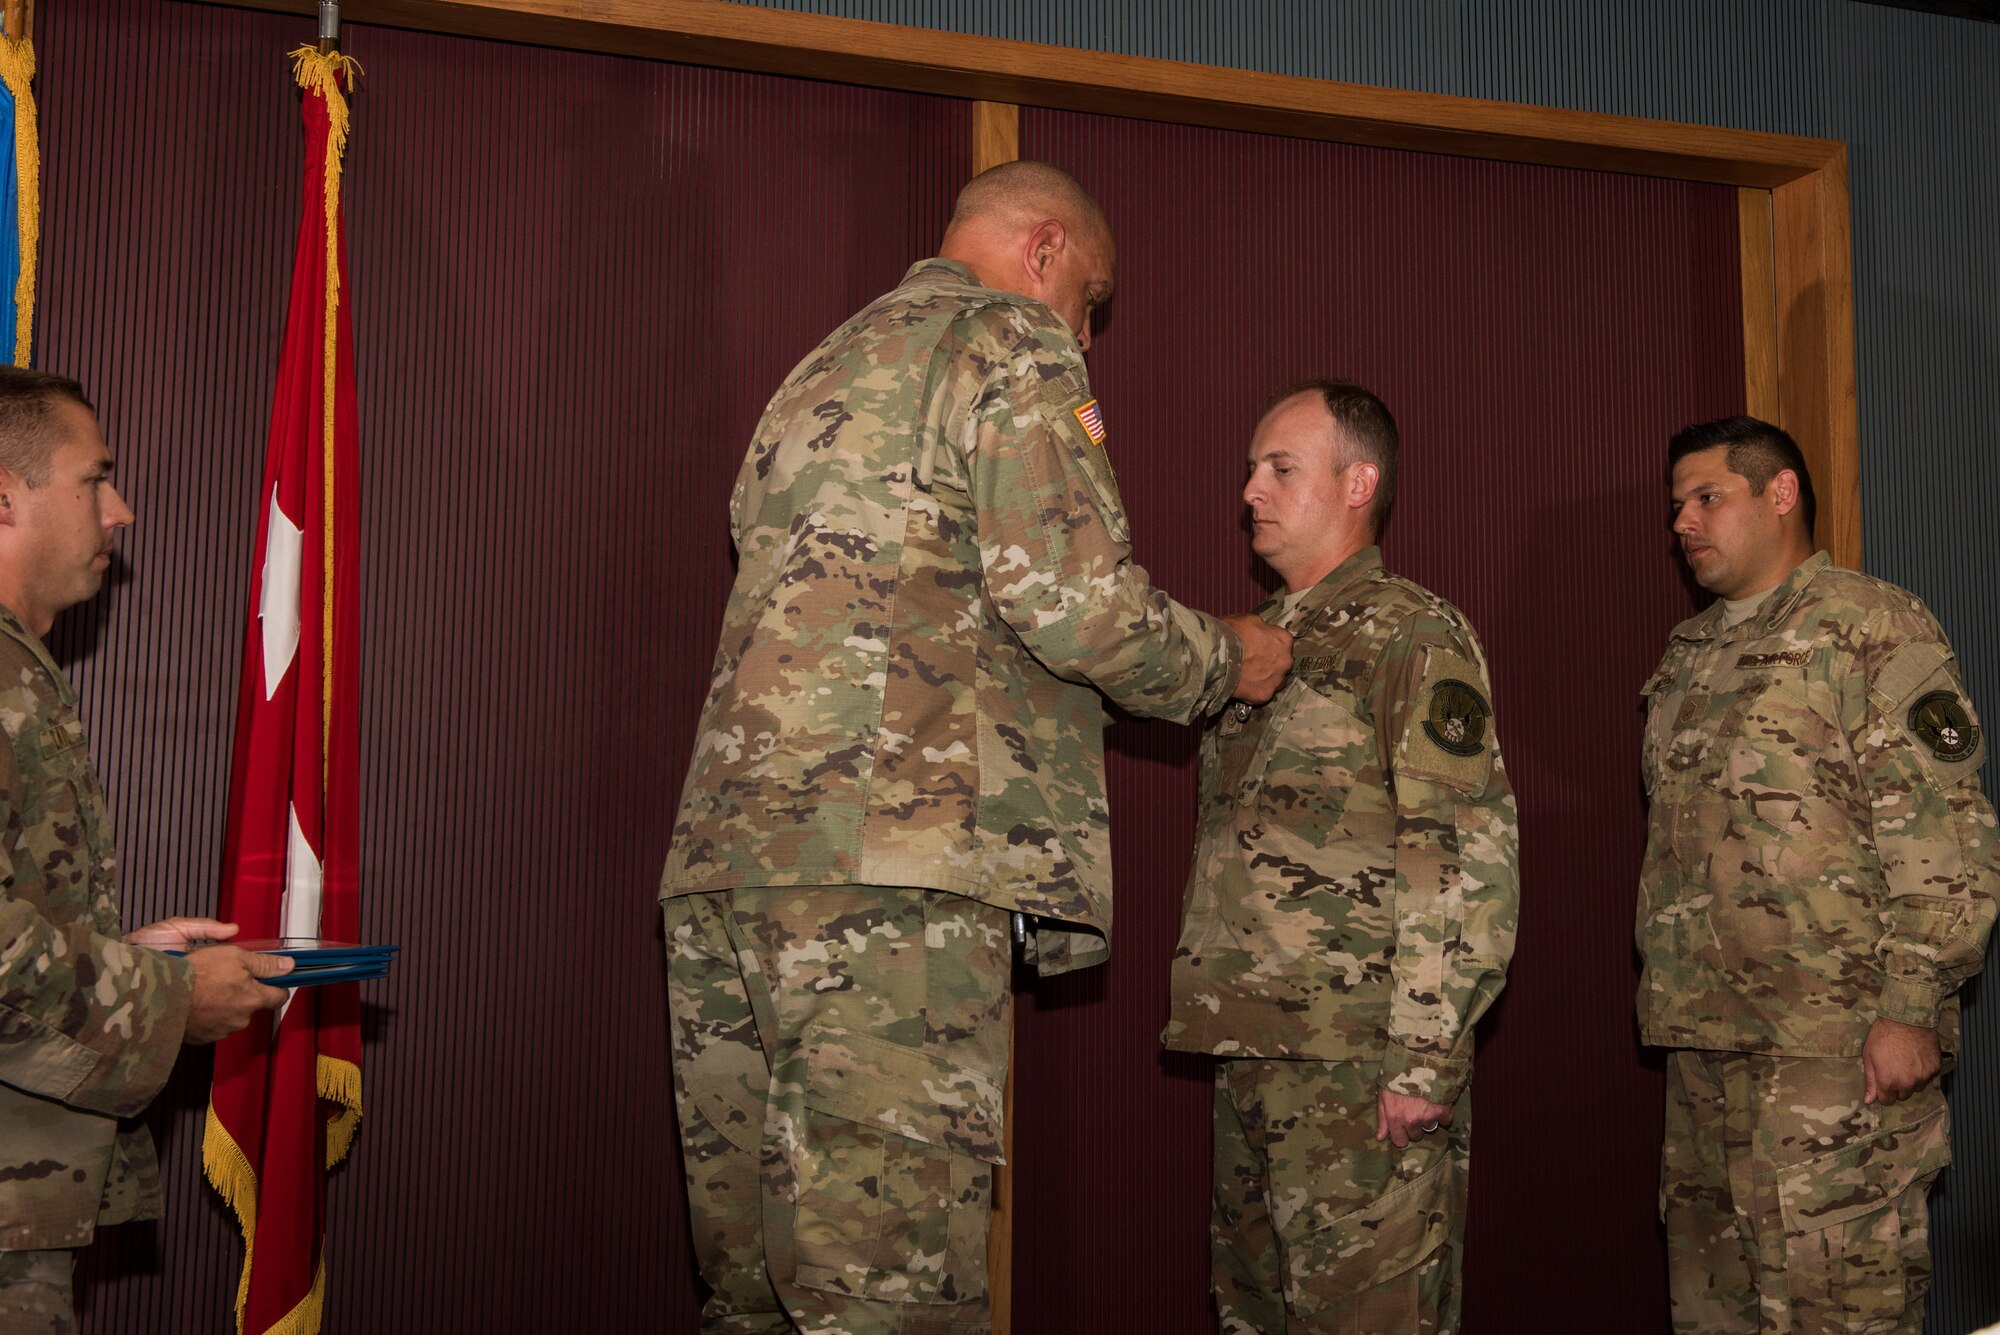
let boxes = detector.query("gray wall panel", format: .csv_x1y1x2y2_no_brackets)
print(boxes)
1825,9,2000,1330
734,1,1999,1328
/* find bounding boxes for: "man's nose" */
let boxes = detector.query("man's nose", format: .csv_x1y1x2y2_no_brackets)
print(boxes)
105,483,135,529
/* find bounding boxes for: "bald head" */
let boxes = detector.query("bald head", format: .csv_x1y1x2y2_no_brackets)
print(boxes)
944,160,1109,243
940,161,1115,350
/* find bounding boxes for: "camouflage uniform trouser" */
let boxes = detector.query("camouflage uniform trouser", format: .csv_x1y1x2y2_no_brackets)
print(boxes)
665,886,1011,1335
1662,1050,1950,1335
0,1251,76,1335
1211,1059,1466,1335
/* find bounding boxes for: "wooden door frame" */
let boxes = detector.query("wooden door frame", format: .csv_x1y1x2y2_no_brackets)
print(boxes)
204,0,1863,1324
218,0,1857,563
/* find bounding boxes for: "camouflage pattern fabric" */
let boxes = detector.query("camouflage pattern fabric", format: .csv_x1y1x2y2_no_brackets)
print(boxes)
1662,1051,1947,1334
1163,548,1519,1108
1637,552,1997,1056
0,1250,75,1335
1640,552,1996,1330
0,606,192,1268
662,258,1241,976
1211,1058,1464,1335
666,885,1009,1335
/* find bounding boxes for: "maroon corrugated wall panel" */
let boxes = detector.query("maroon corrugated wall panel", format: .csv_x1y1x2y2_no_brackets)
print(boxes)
1013,109,1743,1334
25,3,1743,1327
35,3,965,1331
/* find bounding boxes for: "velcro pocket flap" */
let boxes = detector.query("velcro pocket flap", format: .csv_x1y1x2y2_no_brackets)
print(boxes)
803,1026,1005,1164
1868,641,1950,714
1294,1151,1453,1307
0,1009,100,1104
1779,1100,1950,1236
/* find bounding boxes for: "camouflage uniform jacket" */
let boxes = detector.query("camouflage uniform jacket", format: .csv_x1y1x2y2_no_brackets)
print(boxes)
1163,549,1519,1105
661,259,1242,974
1638,551,1997,1055
0,606,192,1250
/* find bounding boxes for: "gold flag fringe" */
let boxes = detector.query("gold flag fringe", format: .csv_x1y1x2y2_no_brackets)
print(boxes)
0,34,39,366
203,1102,263,1327
322,1053,362,1166
204,1056,363,1334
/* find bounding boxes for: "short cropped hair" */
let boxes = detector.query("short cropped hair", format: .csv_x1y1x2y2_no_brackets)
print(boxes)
0,366,94,487
1668,415,1816,539
1275,379,1400,533
948,160,1109,243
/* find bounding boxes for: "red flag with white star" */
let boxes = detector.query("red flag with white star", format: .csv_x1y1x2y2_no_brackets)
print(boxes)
205,46,363,1335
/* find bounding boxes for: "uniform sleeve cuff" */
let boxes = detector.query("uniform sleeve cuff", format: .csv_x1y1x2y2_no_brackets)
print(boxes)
1207,615,1245,716
1379,1042,1471,1107
67,950,196,1117
1875,976,1946,1029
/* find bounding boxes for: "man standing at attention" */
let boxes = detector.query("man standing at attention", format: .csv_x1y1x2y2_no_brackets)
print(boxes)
1641,416,1995,1333
1163,382,1519,1334
659,162,1293,1334
0,367,292,1334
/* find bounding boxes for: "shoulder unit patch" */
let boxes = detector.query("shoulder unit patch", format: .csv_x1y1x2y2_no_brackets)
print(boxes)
1423,678,1490,758
1401,644,1498,794
1908,689,1979,764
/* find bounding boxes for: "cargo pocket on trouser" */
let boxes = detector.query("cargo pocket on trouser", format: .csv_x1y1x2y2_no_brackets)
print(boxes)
1287,1148,1454,1327
1780,1099,1949,1333
791,1025,1005,1306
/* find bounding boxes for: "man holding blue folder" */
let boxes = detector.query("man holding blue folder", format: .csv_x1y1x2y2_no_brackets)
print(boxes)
0,368,293,1334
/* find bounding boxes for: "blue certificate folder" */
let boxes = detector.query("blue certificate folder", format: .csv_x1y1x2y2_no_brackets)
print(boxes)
176,939,399,988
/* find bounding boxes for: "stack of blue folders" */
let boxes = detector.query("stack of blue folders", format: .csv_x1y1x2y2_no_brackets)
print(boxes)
233,938,399,988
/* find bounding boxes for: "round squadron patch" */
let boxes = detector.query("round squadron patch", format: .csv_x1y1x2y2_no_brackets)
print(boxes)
1908,690,1979,763
1422,678,1490,758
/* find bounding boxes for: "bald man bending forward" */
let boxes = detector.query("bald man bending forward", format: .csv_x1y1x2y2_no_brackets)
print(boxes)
659,162,1293,1333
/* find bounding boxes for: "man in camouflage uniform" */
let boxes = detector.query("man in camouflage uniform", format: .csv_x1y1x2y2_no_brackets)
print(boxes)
1163,382,1520,1334
659,162,1293,1334
0,368,292,1335
1641,415,1996,1334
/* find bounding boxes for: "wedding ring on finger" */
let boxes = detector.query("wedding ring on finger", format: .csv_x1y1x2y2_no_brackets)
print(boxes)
1421,1122,1440,1132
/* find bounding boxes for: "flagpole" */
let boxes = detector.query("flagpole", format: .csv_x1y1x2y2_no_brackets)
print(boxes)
0,2,25,43
317,1,338,54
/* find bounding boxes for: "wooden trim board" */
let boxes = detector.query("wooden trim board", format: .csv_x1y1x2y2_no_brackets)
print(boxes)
216,0,1861,562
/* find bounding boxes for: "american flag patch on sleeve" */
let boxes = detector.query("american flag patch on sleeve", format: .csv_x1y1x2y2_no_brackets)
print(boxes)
1073,399,1107,444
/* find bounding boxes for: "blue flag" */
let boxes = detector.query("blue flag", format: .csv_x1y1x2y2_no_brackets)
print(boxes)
0,70,19,359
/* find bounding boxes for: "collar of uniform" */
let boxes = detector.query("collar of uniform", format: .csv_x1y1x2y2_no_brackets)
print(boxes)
1268,546,1384,628
0,602,74,707
1676,549,1832,644
902,257,981,289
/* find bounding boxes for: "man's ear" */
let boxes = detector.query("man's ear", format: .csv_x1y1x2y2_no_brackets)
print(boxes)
1346,461,1380,513
0,466,20,528
1022,218,1067,287
1770,468,1800,516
